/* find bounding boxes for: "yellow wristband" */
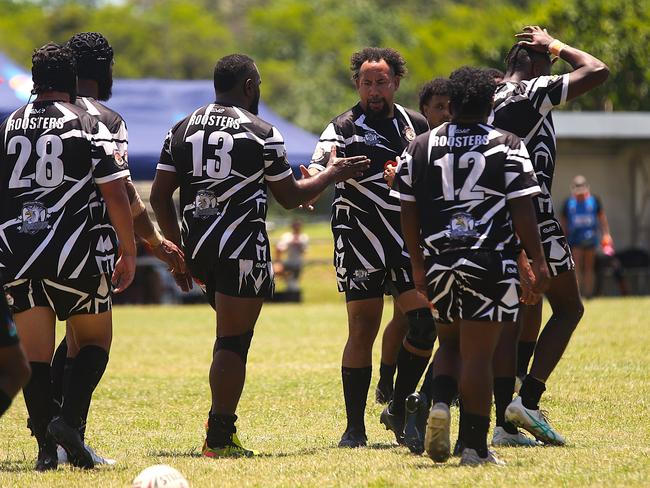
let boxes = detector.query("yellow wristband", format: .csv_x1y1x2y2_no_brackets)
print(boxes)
147,229,163,248
548,39,566,57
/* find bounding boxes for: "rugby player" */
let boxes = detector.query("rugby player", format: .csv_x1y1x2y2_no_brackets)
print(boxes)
44,32,186,466
0,42,135,470
490,26,609,445
394,66,549,465
307,47,432,448
150,54,369,457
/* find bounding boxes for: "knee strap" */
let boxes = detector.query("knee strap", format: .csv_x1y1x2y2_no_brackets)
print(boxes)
216,330,254,363
405,308,436,350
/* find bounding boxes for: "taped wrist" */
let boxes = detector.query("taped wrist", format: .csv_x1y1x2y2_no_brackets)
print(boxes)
548,39,566,57
146,228,164,248
405,307,437,350
130,191,146,218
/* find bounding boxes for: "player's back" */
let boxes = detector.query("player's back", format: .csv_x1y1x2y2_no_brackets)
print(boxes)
0,100,126,280
76,96,128,157
158,103,292,274
401,121,538,255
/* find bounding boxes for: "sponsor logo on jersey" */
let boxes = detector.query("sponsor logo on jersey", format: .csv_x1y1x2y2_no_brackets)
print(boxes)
113,150,127,167
364,131,379,146
541,221,559,234
403,126,416,142
352,269,369,282
449,212,478,239
193,190,219,219
18,201,49,234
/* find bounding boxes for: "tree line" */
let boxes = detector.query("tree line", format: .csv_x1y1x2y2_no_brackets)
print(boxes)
0,0,647,132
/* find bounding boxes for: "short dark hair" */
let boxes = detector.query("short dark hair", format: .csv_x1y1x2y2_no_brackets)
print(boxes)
484,67,505,82
31,42,77,99
504,43,550,75
448,66,496,119
67,32,114,81
418,77,450,113
350,47,407,80
213,54,257,93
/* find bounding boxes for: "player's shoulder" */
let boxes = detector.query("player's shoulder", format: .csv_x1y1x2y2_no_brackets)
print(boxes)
76,97,126,130
232,106,277,138
395,104,429,133
479,123,522,149
329,105,358,130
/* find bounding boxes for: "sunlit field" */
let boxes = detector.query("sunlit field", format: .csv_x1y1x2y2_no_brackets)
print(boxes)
1,222,648,487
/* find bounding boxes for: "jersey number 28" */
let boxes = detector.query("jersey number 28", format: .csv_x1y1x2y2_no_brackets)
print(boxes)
8,135,64,189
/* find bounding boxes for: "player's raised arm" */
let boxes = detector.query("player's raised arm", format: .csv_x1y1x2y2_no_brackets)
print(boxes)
515,25,609,100
268,146,369,209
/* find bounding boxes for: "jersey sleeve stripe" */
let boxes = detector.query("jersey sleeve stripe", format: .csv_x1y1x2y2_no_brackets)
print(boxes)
308,163,326,172
94,170,130,184
506,186,541,200
156,163,177,173
264,168,293,182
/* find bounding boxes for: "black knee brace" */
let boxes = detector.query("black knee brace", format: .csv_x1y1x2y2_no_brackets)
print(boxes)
405,308,436,350
216,330,254,363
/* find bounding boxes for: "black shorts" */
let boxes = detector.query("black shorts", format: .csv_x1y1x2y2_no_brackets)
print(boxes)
204,259,274,309
0,292,19,347
538,218,575,277
3,274,112,321
425,251,520,324
336,265,415,302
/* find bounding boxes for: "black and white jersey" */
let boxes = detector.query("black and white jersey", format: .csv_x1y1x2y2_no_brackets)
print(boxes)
309,103,429,270
395,122,540,255
0,101,128,280
489,74,569,219
76,96,128,164
156,103,293,275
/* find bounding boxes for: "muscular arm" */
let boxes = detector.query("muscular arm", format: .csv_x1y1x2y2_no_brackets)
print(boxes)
516,26,609,101
149,170,181,247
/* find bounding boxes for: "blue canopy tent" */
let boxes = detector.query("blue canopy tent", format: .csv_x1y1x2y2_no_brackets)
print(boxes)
0,54,318,180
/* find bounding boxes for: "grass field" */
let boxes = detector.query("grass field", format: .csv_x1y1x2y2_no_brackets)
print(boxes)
1,222,649,487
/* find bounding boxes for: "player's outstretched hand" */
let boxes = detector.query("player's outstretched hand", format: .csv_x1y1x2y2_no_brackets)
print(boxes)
515,25,554,53
518,250,542,305
326,146,370,182
152,239,186,274
298,164,316,211
112,254,136,294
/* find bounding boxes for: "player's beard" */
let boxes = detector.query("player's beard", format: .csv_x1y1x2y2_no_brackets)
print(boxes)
365,98,390,119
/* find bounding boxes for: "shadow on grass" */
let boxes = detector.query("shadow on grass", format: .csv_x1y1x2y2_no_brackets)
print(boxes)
0,460,33,473
150,446,335,459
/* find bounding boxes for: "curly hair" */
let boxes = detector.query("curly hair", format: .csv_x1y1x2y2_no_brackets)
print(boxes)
31,42,77,100
448,66,496,119
504,43,549,75
418,77,450,113
484,67,505,82
350,47,407,80
67,32,113,80
213,53,257,93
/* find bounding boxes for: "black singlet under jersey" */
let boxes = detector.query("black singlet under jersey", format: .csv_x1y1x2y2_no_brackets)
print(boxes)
156,103,293,277
76,96,128,164
489,74,569,220
0,101,128,280
309,103,429,269
394,122,540,255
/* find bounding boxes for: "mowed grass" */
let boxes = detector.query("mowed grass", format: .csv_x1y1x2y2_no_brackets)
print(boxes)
0,297,649,487
1,221,650,486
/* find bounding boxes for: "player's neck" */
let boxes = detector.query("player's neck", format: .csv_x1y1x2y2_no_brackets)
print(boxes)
77,79,99,99
215,94,248,111
503,71,529,83
451,116,486,125
34,91,71,103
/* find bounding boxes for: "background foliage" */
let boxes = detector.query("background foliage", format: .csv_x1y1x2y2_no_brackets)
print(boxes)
1,0,648,132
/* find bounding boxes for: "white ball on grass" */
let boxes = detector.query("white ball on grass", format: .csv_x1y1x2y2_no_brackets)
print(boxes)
132,464,190,488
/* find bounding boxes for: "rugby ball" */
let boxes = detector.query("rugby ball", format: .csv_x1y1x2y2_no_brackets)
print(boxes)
132,464,190,488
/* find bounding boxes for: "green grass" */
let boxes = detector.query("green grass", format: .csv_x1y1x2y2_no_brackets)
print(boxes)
1,297,649,487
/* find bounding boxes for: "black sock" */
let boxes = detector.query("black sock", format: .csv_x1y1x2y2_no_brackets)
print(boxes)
431,375,458,406
342,366,372,432
206,412,237,447
519,375,546,410
378,362,396,385
23,362,53,443
50,338,68,416
391,347,430,416
459,411,490,458
62,345,108,430
493,377,518,434
0,389,11,417
419,362,434,405
517,341,536,377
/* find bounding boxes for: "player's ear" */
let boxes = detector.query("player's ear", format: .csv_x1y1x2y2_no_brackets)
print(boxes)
393,76,401,91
